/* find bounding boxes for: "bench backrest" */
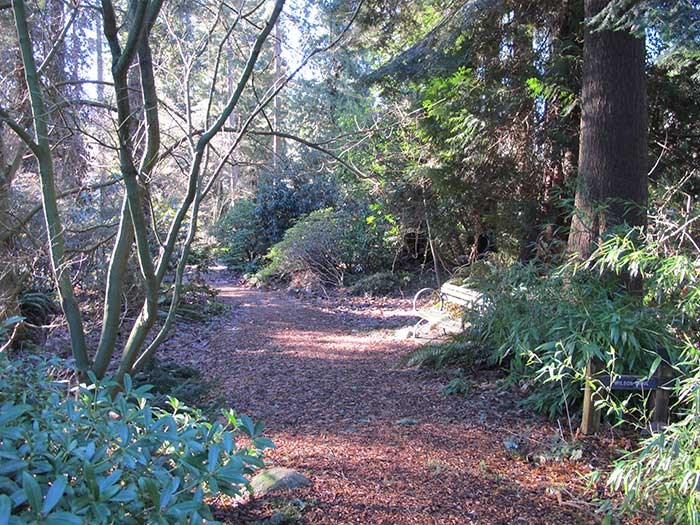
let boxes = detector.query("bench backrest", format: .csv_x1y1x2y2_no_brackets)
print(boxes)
440,283,483,306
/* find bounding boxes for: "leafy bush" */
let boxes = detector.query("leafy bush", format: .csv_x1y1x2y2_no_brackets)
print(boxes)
399,335,481,371
442,376,473,397
213,173,338,272
186,245,216,274
262,209,346,287
438,227,700,523
348,271,404,296
257,207,394,288
589,230,699,524
253,173,338,248
605,339,700,524
158,282,225,322
213,200,267,272
19,289,57,327
0,355,273,524
464,258,677,419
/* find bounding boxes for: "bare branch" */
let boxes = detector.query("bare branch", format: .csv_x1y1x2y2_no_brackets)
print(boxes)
0,106,39,155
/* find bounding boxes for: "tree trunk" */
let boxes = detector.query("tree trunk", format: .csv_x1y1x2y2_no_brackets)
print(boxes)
96,12,104,102
0,134,20,322
272,19,284,170
567,0,647,260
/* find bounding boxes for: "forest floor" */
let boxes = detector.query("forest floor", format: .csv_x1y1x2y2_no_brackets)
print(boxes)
159,273,627,525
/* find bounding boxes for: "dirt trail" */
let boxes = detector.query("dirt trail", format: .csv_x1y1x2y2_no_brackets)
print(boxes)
178,283,593,524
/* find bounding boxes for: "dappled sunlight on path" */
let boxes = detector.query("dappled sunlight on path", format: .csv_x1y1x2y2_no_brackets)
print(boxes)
186,284,593,524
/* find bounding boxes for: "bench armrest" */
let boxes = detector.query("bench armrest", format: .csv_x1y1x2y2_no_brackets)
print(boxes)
412,287,444,312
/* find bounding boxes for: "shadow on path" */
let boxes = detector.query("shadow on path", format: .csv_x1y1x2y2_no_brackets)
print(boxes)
188,284,591,524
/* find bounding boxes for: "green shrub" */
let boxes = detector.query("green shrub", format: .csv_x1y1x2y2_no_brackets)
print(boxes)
442,376,473,397
213,200,267,271
399,335,480,371
19,290,57,327
605,340,700,524
257,207,394,287
213,173,339,272
589,231,700,524
158,282,225,322
186,245,215,273
0,355,273,524
451,229,699,522
347,271,404,296
464,259,677,419
262,208,347,286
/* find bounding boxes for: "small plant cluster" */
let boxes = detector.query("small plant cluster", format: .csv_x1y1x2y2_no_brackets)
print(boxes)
464,256,677,419
347,271,407,296
603,339,700,524
255,207,394,289
0,355,273,524
158,282,225,323
134,360,214,411
399,336,480,372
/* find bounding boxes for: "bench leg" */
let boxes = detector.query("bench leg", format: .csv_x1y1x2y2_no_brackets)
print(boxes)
413,318,428,339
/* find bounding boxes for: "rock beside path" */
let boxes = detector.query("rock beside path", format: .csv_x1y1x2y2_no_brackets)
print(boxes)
250,467,311,497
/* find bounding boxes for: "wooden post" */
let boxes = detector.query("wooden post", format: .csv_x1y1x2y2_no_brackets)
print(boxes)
581,359,602,435
651,362,673,431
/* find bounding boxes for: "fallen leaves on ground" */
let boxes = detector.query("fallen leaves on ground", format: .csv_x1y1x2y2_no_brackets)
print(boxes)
158,277,649,524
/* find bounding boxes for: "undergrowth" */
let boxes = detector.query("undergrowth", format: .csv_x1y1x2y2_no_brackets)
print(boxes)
401,223,700,523
134,359,217,411
0,355,273,524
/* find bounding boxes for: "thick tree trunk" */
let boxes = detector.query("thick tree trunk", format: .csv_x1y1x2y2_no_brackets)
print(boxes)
567,0,647,260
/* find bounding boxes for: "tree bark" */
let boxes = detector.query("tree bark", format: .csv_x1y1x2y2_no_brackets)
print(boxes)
272,19,283,170
0,130,20,322
567,0,647,260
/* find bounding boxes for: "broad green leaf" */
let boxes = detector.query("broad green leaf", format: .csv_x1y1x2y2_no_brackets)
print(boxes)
0,494,11,525
21,472,41,514
222,432,233,454
239,415,255,437
252,437,275,450
0,461,28,477
0,405,31,426
159,477,179,510
207,445,220,473
42,476,67,515
167,500,200,516
44,511,82,525
97,469,122,495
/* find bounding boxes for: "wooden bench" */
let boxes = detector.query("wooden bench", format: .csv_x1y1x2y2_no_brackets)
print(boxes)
581,356,675,434
411,282,483,337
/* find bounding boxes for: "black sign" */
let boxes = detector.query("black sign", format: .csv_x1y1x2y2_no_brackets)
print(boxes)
599,374,660,391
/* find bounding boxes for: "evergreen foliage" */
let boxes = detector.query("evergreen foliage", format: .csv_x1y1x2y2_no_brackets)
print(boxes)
0,356,272,524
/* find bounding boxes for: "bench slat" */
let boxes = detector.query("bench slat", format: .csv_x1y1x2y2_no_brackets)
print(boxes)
411,282,482,338
441,283,483,303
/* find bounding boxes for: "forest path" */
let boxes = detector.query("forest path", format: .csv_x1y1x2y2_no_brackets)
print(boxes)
194,282,590,524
